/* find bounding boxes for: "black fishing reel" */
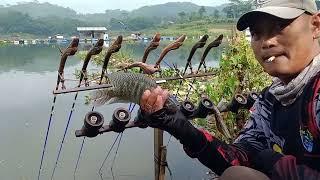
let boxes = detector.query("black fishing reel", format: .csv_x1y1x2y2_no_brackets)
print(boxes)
180,97,215,119
180,100,196,117
75,111,104,138
245,92,259,109
109,108,130,133
194,97,215,118
217,94,247,113
75,108,145,137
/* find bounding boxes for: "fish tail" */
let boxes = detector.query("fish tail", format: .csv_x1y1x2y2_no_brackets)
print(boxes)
90,89,113,106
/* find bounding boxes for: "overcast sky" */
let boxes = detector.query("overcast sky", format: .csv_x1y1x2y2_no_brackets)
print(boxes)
0,0,229,14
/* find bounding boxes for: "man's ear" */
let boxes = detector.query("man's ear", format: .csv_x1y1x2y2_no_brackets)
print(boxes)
311,13,320,39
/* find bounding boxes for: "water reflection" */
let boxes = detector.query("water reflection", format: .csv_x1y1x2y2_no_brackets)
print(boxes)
0,41,222,73
0,45,79,73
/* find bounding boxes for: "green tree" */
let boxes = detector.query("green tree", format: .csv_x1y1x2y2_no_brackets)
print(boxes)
213,9,220,19
316,0,320,9
223,0,253,19
178,11,186,20
198,6,206,17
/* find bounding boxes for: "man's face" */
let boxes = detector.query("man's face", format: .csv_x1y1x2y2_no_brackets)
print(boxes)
250,13,315,82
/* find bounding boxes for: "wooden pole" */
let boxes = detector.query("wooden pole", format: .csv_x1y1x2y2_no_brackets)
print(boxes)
154,129,164,180
159,146,167,180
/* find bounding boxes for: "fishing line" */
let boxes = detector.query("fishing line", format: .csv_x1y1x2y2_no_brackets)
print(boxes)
51,92,79,180
98,133,121,179
107,103,136,180
184,61,209,100
39,40,80,180
73,72,108,180
37,95,57,180
110,132,124,180
73,137,86,180
97,102,136,180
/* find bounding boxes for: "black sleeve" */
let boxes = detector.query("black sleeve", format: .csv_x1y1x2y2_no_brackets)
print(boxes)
182,99,271,175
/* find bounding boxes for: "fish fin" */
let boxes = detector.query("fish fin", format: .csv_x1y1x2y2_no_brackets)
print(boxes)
91,88,114,106
107,97,129,104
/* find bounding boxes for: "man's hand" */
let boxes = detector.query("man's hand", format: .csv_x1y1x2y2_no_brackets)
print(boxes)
140,86,169,113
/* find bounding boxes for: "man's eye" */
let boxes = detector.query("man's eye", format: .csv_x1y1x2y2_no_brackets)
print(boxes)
250,31,260,41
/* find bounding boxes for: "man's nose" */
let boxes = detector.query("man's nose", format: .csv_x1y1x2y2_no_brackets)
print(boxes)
261,34,277,49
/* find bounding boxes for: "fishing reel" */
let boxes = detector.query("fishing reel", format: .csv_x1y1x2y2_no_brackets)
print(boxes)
245,92,259,109
217,94,247,113
217,92,259,113
75,111,104,138
180,97,215,119
75,108,139,137
109,108,131,132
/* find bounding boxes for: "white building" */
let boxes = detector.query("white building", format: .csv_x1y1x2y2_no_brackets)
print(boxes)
77,27,108,41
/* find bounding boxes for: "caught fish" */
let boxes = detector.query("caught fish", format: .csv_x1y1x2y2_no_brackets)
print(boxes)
91,72,179,109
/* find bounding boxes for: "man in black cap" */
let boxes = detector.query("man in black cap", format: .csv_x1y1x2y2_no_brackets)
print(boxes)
138,0,320,179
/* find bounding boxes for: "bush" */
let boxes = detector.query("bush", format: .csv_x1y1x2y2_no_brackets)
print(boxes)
194,33,272,140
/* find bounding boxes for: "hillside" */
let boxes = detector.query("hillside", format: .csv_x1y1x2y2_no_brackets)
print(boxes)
3,2,77,18
0,1,232,37
130,2,217,18
1,1,222,20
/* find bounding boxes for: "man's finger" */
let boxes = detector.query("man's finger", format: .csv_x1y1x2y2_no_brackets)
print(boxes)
145,89,159,109
153,95,165,112
161,89,169,103
140,89,151,110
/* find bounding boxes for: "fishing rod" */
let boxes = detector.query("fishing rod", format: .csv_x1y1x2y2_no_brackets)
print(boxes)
51,39,105,180
94,35,165,178
197,34,223,73
185,34,224,99
37,38,80,180
120,32,162,75
72,34,193,138
122,34,188,78
98,35,163,179
71,38,219,179
154,34,186,69
117,20,175,70
180,34,232,141
142,32,161,63
183,34,209,74
56,38,80,90
165,34,210,146
99,35,123,85
72,37,124,180
173,34,209,97
75,34,159,179
80,39,104,86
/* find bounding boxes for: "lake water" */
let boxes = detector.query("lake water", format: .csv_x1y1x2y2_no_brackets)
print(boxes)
0,42,222,180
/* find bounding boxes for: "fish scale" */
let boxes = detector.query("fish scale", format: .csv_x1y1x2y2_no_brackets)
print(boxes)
91,72,179,111
92,72,158,106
